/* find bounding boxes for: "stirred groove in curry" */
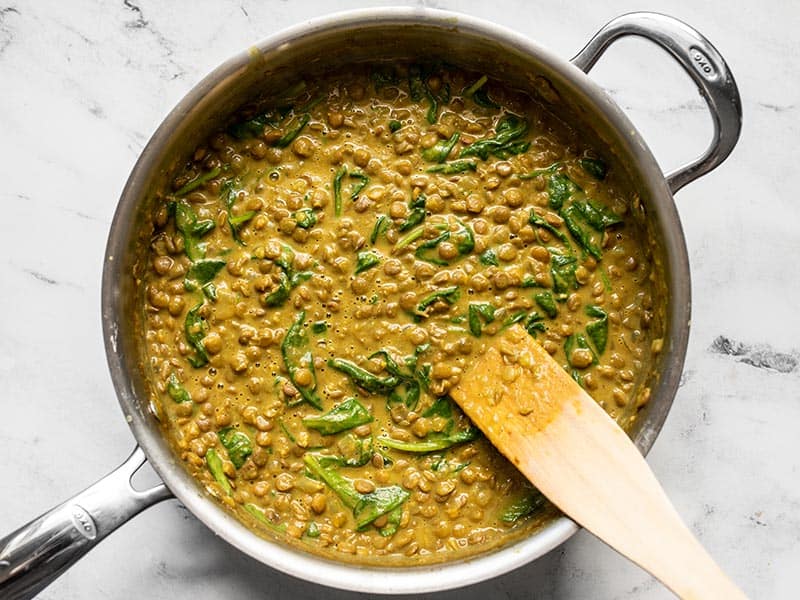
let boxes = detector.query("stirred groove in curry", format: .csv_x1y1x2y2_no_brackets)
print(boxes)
141,63,662,565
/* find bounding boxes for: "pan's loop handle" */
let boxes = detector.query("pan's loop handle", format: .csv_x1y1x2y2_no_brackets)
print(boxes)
570,12,742,194
0,446,171,600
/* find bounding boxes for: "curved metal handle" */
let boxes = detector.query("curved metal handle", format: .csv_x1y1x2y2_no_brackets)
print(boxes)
571,12,742,194
0,446,172,600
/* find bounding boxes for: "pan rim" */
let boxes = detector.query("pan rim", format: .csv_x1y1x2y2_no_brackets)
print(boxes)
101,6,689,593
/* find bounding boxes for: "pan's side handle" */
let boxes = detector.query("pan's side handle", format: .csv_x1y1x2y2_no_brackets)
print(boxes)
571,12,742,194
0,446,171,600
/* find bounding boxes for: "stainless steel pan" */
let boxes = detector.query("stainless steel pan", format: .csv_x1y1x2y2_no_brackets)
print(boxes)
0,9,741,598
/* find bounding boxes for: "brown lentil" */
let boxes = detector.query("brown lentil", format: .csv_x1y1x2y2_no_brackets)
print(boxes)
143,62,658,568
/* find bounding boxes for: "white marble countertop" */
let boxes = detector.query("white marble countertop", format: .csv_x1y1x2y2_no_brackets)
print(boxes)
1,1,798,598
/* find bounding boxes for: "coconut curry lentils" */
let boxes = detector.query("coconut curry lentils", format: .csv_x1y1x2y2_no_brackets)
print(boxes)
142,63,661,564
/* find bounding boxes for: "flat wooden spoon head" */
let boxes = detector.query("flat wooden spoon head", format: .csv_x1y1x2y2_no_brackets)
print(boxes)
451,325,746,600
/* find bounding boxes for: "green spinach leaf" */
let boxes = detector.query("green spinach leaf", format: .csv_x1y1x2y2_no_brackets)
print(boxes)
573,199,623,231
218,428,253,469
422,132,460,163
407,65,448,124
263,272,290,307
422,395,454,419
549,250,578,296
414,229,451,266
260,243,311,308
167,373,191,403
459,114,529,160
244,502,288,533
314,434,374,468
579,157,608,180
354,486,410,530
184,302,209,367
294,207,317,229
426,160,477,174
174,166,221,196
564,333,599,368
228,109,283,140
281,311,323,409
372,348,431,410
414,286,461,320
519,162,562,180
302,398,373,435
206,448,232,495
585,305,609,354
220,179,255,245
184,258,226,301
174,200,215,261
393,223,441,253
303,454,409,531
377,426,480,453
328,358,400,394
479,249,499,266
333,166,369,216
379,506,403,537
462,75,499,109
547,173,580,211
524,312,546,337
398,194,426,232
349,171,369,199
534,292,558,319
414,221,473,265
528,211,572,247
355,251,381,275
468,302,496,337
370,214,390,244
306,521,321,537
500,489,546,523
333,166,347,217
274,113,310,148
561,204,603,260
453,220,475,255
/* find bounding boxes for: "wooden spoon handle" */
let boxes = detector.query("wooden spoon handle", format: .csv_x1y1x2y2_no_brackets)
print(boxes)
526,390,745,600
451,327,746,599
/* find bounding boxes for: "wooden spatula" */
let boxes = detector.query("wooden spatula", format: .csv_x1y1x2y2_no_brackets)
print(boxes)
450,325,746,599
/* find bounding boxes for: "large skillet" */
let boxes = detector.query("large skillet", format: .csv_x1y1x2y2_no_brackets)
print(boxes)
0,9,741,598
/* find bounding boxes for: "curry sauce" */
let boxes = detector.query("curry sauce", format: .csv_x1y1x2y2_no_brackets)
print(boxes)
141,63,660,564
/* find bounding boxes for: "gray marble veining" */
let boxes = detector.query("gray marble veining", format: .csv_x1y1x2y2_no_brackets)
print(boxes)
1,1,798,598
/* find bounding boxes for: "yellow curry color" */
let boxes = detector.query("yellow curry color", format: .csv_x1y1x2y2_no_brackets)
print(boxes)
141,63,660,564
